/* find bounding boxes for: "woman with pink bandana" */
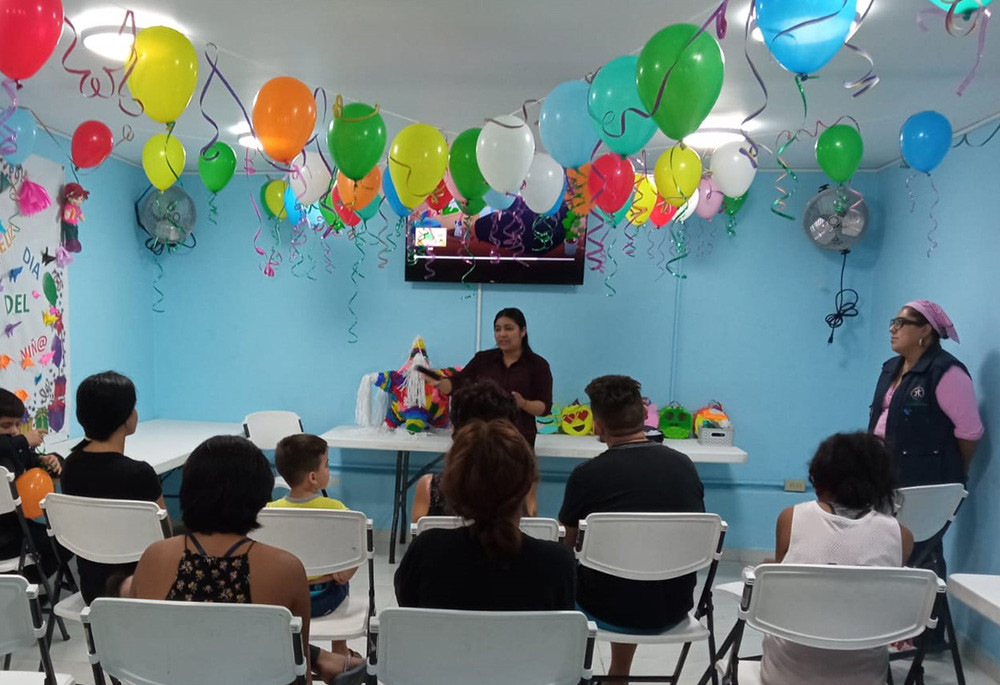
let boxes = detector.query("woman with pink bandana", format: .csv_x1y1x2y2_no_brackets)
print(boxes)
869,300,983,488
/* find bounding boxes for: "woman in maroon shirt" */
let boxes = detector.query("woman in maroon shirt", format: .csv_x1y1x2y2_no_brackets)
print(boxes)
425,308,553,513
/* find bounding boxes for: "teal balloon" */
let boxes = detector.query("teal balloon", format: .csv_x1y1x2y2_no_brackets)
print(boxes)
4,108,37,166
588,56,657,156
284,185,304,224
756,0,857,75
357,195,382,221
928,0,991,12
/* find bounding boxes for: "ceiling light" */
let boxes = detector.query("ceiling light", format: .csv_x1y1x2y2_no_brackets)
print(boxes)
238,135,262,151
72,6,189,34
229,122,252,136
683,131,746,149
82,31,135,61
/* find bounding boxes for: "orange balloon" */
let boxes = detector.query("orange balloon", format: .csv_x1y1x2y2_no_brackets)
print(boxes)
252,77,317,165
16,467,54,519
565,164,595,215
336,166,382,210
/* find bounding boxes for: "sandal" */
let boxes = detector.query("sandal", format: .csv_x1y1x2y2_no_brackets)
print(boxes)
331,658,367,685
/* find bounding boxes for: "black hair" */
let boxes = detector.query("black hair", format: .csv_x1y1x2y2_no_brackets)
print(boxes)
180,435,274,535
585,375,646,437
449,379,519,430
275,434,328,488
902,306,941,343
809,432,897,513
494,308,532,354
76,371,137,441
0,388,26,420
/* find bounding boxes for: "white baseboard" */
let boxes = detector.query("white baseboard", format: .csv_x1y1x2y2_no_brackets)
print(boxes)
960,635,1000,683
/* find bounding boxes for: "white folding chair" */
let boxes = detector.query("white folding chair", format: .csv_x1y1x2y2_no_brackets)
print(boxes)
243,411,305,450
891,483,968,684
82,598,306,685
367,607,596,685
40,494,169,641
707,564,943,685
410,515,566,542
252,509,375,643
0,575,75,685
575,512,727,684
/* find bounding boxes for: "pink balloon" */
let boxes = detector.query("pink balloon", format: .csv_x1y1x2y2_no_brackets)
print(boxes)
695,177,724,220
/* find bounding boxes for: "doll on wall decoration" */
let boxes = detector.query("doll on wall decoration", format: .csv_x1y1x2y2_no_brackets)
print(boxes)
61,182,89,253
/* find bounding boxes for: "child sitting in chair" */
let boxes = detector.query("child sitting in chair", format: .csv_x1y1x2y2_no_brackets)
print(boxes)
266,434,359,665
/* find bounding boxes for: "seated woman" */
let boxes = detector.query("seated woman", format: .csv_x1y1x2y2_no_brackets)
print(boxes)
760,432,914,685
129,436,365,685
410,379,519,522
61,371,168,603
395,419,575,610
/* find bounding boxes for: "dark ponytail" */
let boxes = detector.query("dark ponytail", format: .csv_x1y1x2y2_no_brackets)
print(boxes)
494,307,531,354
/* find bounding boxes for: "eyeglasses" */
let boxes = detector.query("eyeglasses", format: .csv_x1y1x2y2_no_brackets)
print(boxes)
889,317,921,330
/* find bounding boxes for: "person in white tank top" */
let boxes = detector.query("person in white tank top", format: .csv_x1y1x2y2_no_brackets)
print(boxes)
760,432,914,685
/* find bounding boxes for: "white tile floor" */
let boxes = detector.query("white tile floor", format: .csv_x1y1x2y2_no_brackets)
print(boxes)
7,534,998,685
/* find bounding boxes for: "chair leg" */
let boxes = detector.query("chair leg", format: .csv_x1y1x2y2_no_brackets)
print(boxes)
671,641,693,683
940,595,966,685
3,652,11,670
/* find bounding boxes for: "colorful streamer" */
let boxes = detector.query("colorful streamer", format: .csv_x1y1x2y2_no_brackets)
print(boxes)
60,11,142,116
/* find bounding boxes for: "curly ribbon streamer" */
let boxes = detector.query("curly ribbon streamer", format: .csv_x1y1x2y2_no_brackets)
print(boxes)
346,226,367,343
61,12,142,116
825,249,859,343
740,1,768,162
842,0,879,96
423,246,437,281
207,192,219,225
622,221,637,257
289,219,308,277
532,215,554,252
917,4,992,95
926,174,940,258
152,258,166,313
603,227,619,297
771,75,810,220
488,211,502,264
664,225,689,279
333,94,382,122
645,226,659,263
520,98,542,128
585,210,607,273
503,211,529,267
113,124,135,150
0,79,19,158
162,121,182,188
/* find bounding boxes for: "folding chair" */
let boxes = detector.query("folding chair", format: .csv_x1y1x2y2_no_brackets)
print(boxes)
706,564,943,685
243,411,305,450
0,576,75,685
252,509,375,644
411,515,566,542
82,598,306,685
0,467,68,644
40,494,169,643
890,483,968,685
575,512,727,684
366,607,596,685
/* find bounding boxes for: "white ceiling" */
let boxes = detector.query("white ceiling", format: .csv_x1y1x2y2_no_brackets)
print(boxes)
18,0,1000,174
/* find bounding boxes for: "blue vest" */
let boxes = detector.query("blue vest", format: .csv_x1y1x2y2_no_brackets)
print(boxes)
868,344,968,487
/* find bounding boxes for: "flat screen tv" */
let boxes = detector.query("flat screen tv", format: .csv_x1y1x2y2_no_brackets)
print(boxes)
403,198,585,285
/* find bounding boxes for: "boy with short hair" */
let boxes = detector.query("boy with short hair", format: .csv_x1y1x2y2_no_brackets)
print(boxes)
266,434,359,664
0,388,62,575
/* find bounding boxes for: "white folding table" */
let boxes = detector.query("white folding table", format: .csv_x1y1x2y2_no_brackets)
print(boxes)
321,425,748,562
949,574,1000,627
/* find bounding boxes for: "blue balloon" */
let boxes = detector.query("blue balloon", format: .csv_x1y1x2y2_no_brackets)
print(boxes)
900,111,953,174
756,0,857,75
543,175,567,216
539,81,601,169
484,188,515,210
382,168,409,217
588,56,658,157
3,109,38,167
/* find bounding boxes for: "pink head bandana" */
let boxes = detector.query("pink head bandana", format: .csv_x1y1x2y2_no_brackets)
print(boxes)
905,300,960,343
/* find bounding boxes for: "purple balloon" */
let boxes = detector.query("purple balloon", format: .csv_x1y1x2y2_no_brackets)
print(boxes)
695,177,724,220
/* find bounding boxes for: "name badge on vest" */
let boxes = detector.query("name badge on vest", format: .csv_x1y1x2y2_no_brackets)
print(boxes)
910,386,926,400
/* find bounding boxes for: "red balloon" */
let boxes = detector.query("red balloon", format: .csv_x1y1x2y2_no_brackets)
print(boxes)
587,153,634,214
330,187,361,227
0,0,64,81
71,121,114,169
424,179,453,212
650,195,678,227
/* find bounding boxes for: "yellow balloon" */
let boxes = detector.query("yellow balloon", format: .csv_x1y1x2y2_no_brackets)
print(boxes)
127,26,199,124
627,174,657,225
142,134,186,191
388,123,448,209
263,180,288,220
654,146,702,207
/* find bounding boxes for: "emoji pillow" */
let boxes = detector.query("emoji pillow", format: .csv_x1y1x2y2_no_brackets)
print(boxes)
560,401,594,436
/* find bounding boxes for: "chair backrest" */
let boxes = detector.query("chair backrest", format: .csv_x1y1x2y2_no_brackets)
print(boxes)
411,516,565,542
739,564,943,650
372,608,594,685
895,484,968,543
0,575,40,654
0,466,17,516
252,509,371,576
83,598,305,685
243,411,304,450
41,493,168,564
577,512,726,581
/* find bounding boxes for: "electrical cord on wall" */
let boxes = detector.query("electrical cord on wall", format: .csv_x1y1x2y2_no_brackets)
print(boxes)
826,249,859,344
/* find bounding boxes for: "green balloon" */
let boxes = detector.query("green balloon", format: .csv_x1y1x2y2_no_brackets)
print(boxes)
449,128,489,203
42,272,57,307
318,196,341,230
636,24,725,142
722,192,747,215
357,195,382,221
328,102,386,182
198,142,237,193
815,125,863,184
460,195,487,216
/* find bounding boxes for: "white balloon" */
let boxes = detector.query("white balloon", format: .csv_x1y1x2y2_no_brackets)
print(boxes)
674,188,700,223
709,142,756,198
521,153,565,213
289,150,333,206
476,115,535,194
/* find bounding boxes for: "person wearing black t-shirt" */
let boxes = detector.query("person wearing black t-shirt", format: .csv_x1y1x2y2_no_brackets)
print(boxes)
396,419,575,611
61,372,167,603
559,375,705,681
